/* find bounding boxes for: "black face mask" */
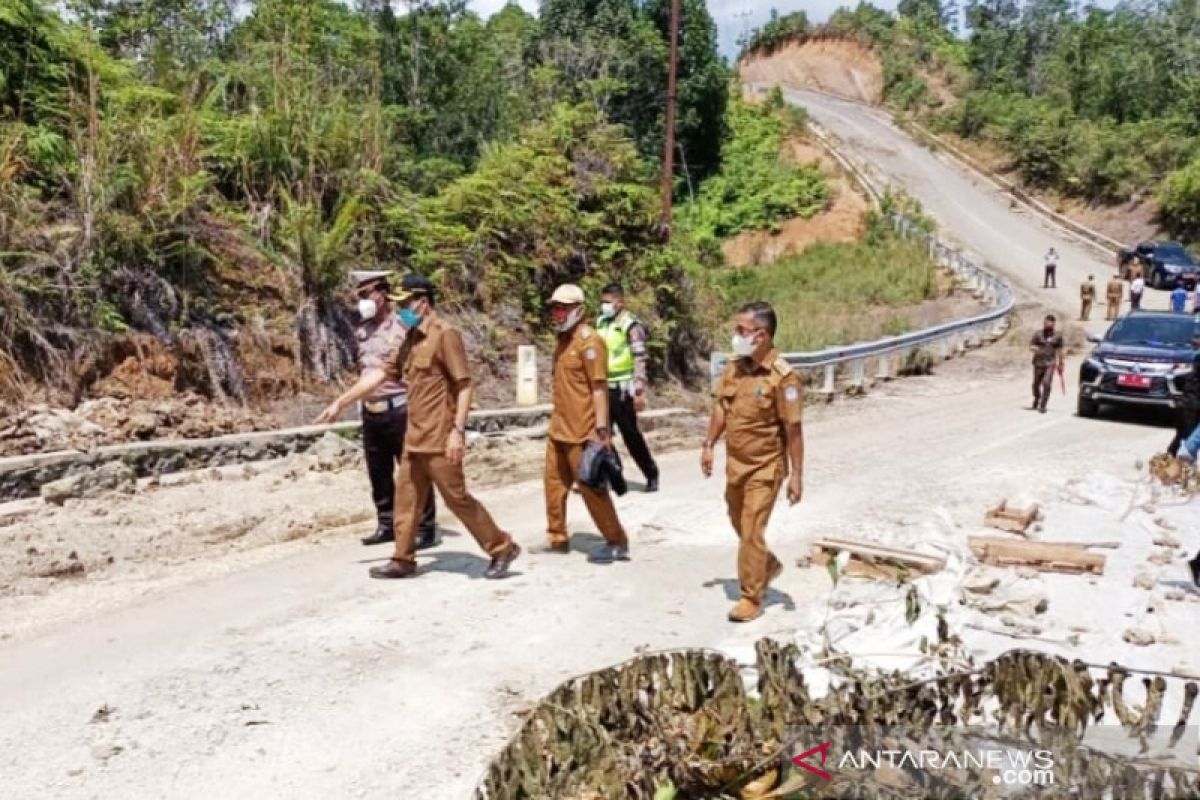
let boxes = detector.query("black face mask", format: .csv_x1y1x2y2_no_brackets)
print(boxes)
1043,327,1055,336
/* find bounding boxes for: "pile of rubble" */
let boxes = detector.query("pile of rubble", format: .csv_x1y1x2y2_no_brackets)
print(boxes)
0,396,263,457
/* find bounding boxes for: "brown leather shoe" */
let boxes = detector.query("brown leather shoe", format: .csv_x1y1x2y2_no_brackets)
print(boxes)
484,542,521,580
728,599,763,623
540,539,570,554
368,558,417,580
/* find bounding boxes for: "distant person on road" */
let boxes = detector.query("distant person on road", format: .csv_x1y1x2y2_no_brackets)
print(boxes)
1167,332,1200,458
1079,275,1096,321
544,283,631,563
1029,314,1064,414
701,301,804,623
344,271,436,548
596,283,659,493
1105,274,1124,320
1043,248,1059,289
1193,285,1200,314
1171,284,1189,313
317,274,520,581
1130,275,1145,311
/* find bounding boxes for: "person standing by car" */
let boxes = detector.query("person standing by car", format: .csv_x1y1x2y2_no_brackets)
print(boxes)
1130,274,1145,311
1105,273,1124,321
1043,248,1059,289
1167,332,1200,458
1079,275,1096,321
1030,315,1064,414
1171,284,1189,314
345,271,437,548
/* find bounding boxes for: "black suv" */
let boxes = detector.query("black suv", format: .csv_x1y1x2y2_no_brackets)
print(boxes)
1118,241,1199,290
1078,312,1199,417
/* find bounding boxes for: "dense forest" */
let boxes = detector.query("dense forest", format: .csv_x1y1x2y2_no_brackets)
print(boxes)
743,0,1200,237
1,0,746,402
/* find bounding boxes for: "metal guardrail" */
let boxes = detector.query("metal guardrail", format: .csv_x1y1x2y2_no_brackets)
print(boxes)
710,214,1015,393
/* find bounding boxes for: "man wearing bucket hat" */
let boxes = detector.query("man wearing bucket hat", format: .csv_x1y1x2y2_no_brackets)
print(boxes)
317,273,520,580
344,270,437,548
543,283,631,563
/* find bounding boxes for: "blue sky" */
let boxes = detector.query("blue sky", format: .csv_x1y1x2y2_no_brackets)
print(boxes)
468,0,902,59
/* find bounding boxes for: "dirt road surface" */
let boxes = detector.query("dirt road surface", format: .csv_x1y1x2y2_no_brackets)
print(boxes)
0,91,1189,799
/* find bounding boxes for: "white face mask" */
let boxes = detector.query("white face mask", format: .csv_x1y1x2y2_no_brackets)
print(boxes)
600,302,617,318
731,333,757,357
357,298,378,321
555,306,585,332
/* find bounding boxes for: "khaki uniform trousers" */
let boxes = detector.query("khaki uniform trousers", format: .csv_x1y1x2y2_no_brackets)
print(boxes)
1106,294,1121,320
392,451,511,564
544,440,628,547
725,461,785,603
1080,298,1092,321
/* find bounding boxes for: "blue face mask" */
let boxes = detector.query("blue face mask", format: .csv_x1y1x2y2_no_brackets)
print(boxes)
398,307,422,328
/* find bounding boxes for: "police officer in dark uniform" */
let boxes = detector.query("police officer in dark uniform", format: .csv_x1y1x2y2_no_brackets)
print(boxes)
340,271,437,547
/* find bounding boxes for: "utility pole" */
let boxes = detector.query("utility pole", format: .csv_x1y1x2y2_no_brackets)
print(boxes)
659,0,681,240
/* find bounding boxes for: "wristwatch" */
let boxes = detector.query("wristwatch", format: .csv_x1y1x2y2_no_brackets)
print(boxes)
595,426,610,436
702,440,715,449
452,423,466,434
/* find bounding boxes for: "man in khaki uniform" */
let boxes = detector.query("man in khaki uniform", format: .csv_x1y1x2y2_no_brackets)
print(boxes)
544,283,631,563
701,301,804,623
1079,274,1096,321
1105,273,1124,320
317,274,519,580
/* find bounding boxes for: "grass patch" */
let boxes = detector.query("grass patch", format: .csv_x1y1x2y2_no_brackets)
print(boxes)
716,230,938,352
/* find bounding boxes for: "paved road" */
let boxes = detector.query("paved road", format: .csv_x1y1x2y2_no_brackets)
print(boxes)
0,90,1184,800
786,88,1171,324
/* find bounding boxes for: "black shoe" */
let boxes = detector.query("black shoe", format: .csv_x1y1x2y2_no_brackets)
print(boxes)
415,529,440,551
1188,552,1200,588
484,543,520,579
361,526,394,546
587,543,631,564
645,476,659,493
1039,406,1047,414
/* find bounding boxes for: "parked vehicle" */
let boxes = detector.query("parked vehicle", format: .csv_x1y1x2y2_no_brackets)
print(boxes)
1078,311,1200,417
1117,241,1199,290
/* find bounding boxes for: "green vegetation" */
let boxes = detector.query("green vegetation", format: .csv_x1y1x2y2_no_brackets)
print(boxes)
739,10,811,55
0,0,731,395
679,94,829,250
716,215,939,351
743,0,1200,239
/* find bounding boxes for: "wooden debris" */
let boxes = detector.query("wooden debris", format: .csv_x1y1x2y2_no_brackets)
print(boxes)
968,536,1105,575
808,537,945,581
984,499,1039,535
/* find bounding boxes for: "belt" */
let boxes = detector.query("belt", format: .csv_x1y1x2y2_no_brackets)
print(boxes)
362,396,406,415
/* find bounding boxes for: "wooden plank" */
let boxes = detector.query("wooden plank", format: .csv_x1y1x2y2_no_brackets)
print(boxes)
809,550,912,581
808,537,946,579
984,499,1039,534
968,536,1105,575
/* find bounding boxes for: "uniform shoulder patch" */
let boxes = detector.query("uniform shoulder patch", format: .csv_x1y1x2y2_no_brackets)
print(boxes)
584,346,598,361
772,357,794,377
784,384,801,403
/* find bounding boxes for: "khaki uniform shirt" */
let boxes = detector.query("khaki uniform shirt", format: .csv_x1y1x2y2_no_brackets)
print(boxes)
356,313,409,401
1030,330,1064,368
715,348,804,477
1081,281,1096,301
382,315,471,454
1106,278,1124,299
550,325,608,444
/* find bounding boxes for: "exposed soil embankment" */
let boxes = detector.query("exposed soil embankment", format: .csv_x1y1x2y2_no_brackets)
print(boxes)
739,38,883,105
